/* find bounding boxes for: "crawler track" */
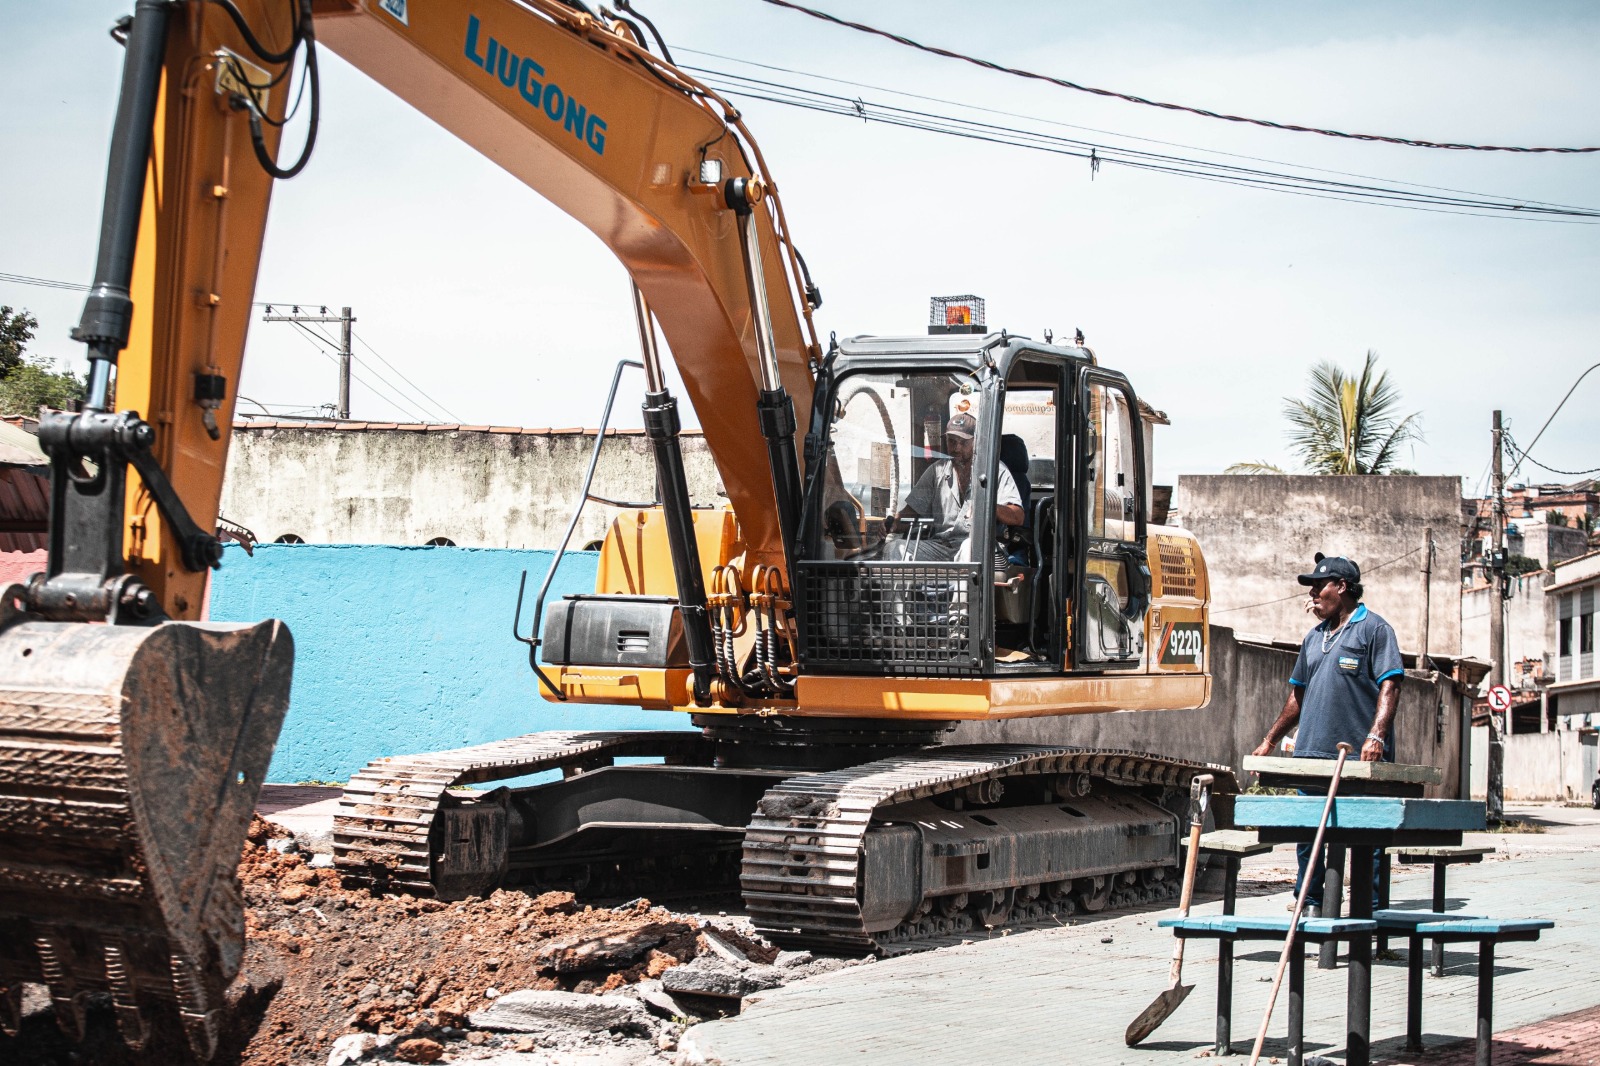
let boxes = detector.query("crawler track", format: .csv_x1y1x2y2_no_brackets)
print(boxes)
741,745,1232,952
333,731,711,896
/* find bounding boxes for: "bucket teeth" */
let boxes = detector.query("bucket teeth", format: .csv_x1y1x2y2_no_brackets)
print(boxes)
35,930,87,1042
105,939,149,1049
171,950,221,1061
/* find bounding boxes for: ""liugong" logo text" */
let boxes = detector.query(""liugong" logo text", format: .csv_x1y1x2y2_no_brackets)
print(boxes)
464,15,608,156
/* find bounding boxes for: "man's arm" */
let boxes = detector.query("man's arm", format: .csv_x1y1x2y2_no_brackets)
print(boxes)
1363,621,1405,762
1253,686,1303,757
1363,677,1400,762
890,466,937,532
994,463,1024,526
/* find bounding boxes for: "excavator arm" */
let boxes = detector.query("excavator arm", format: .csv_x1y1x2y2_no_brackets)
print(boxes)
0,0,821,1055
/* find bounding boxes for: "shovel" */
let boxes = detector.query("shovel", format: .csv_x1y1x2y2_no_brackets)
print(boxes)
1125,772,1215,1046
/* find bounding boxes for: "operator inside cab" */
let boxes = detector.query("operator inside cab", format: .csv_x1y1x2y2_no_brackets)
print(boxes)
888,412,1025,561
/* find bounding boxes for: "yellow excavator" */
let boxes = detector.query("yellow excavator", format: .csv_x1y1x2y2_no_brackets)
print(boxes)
0,0,1226,1057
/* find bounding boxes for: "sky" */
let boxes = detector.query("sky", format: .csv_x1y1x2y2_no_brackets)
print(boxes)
3,0,1597,490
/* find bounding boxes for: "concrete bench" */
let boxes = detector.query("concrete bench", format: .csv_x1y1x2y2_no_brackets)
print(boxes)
1161,915,1376,1065
1373,910,1554,1066
1181,829,1275,915
1388,845,1496,975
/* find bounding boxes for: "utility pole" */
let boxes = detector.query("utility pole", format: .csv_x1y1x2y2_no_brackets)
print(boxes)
261,305,356,418
1487,410,1506,824
1418,526,1433,671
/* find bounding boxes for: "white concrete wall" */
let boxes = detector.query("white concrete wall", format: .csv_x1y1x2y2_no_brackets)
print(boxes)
218,424,724,550
1469,725,1599,802
1175,475,1463,657
1462,572,1551,695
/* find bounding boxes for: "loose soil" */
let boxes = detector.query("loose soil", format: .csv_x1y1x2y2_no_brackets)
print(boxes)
0,817,707,1066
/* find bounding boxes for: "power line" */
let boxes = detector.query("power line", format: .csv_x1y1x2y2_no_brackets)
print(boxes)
680,46,1594,214
350,330,464,423
1503,428,1600,479
285,320,434,423
694,68,1600,222
753,0,1600,154
293,319,456,423
1212,546,1422,614
1503,362,1600,480
0,272,89,292
288,320,430,422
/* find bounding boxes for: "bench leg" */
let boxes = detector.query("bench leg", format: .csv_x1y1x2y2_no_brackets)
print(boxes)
1405,934,1424,1053
1288,934,1305,1066
1217,936,1234,1055
1477,941,1495,1066
1347,848,1374,1066
1224,855,1240,915
1377,853,1391,955
1432,863,1448,977
1319,848,1345,970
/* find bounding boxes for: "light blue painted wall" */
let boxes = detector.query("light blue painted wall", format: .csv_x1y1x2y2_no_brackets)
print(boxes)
208,544,690,783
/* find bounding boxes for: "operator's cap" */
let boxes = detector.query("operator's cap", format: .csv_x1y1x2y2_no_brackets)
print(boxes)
945,412,977,440
1298,552,1360,587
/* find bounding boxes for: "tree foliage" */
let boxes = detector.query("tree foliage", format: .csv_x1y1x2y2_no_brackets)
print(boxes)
0,307,85,416
0,306,39,379
1283,350,1421,475
0,358,86,417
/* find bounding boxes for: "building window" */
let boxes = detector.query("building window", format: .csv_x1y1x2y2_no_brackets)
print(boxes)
273,533,305,544
424,536,456,547
1583,612,1595,655
1562,617,1574,657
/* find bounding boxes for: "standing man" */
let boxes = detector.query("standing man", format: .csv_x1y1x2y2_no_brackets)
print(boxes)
1252,554,1404,909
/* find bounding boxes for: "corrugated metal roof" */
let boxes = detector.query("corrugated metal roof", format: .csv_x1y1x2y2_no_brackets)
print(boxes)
0,421,45,466
0,466,48,551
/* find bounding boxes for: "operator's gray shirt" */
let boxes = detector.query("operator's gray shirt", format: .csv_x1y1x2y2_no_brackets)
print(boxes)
1289,603,1405,759
902,459,1021,549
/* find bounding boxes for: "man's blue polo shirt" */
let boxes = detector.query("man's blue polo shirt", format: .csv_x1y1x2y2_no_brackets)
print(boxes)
1289,604,1404,759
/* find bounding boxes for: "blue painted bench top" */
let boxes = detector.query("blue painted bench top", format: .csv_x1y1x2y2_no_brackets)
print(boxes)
1372,910,1553,937
1372,910,1479,929
1234,796,1486,832
1415,918,1554,937
1160,916,1377,936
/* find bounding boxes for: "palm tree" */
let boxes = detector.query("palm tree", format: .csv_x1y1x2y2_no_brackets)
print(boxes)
1284,351,1420,474
1226,352,1421,474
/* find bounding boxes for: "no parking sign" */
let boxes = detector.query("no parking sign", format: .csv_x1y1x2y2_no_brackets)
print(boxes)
1487,684,1513,713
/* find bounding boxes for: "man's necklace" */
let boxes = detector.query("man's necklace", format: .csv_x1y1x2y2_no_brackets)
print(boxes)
1320,615,1352,653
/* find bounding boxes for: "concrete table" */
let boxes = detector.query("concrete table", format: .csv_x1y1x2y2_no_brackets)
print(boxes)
1234,793,1487,1066
1244,756,1443,798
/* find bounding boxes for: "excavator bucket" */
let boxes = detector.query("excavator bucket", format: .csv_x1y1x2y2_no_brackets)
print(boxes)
0,591,291,1059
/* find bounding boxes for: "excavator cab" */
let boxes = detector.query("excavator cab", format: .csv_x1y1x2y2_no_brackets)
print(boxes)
798,303,1154,679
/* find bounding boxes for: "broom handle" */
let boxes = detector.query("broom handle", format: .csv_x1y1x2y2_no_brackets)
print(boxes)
1246,743,1353,1066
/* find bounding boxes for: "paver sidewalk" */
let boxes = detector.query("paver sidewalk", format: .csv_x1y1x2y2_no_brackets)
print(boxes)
679,810,1599,1066
1376,1001,1600,1065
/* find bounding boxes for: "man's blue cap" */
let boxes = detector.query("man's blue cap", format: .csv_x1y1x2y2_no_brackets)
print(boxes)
1298,552,1360,587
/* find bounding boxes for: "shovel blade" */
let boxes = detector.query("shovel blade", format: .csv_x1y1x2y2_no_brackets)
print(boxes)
1124,983,1194,1046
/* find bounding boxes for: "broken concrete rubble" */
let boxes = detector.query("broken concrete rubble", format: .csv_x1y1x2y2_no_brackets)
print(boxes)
661,961,784,1001
468,989,656,1035
536,922,693,974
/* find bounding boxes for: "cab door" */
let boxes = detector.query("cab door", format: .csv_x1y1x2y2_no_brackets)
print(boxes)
1071,370,1151,668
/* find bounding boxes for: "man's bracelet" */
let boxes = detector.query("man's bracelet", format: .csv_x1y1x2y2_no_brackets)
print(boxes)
1365,733,1385,744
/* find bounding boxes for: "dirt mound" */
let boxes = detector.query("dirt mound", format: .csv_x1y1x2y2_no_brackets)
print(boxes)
233,830,702,1064
0,817,704,1066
